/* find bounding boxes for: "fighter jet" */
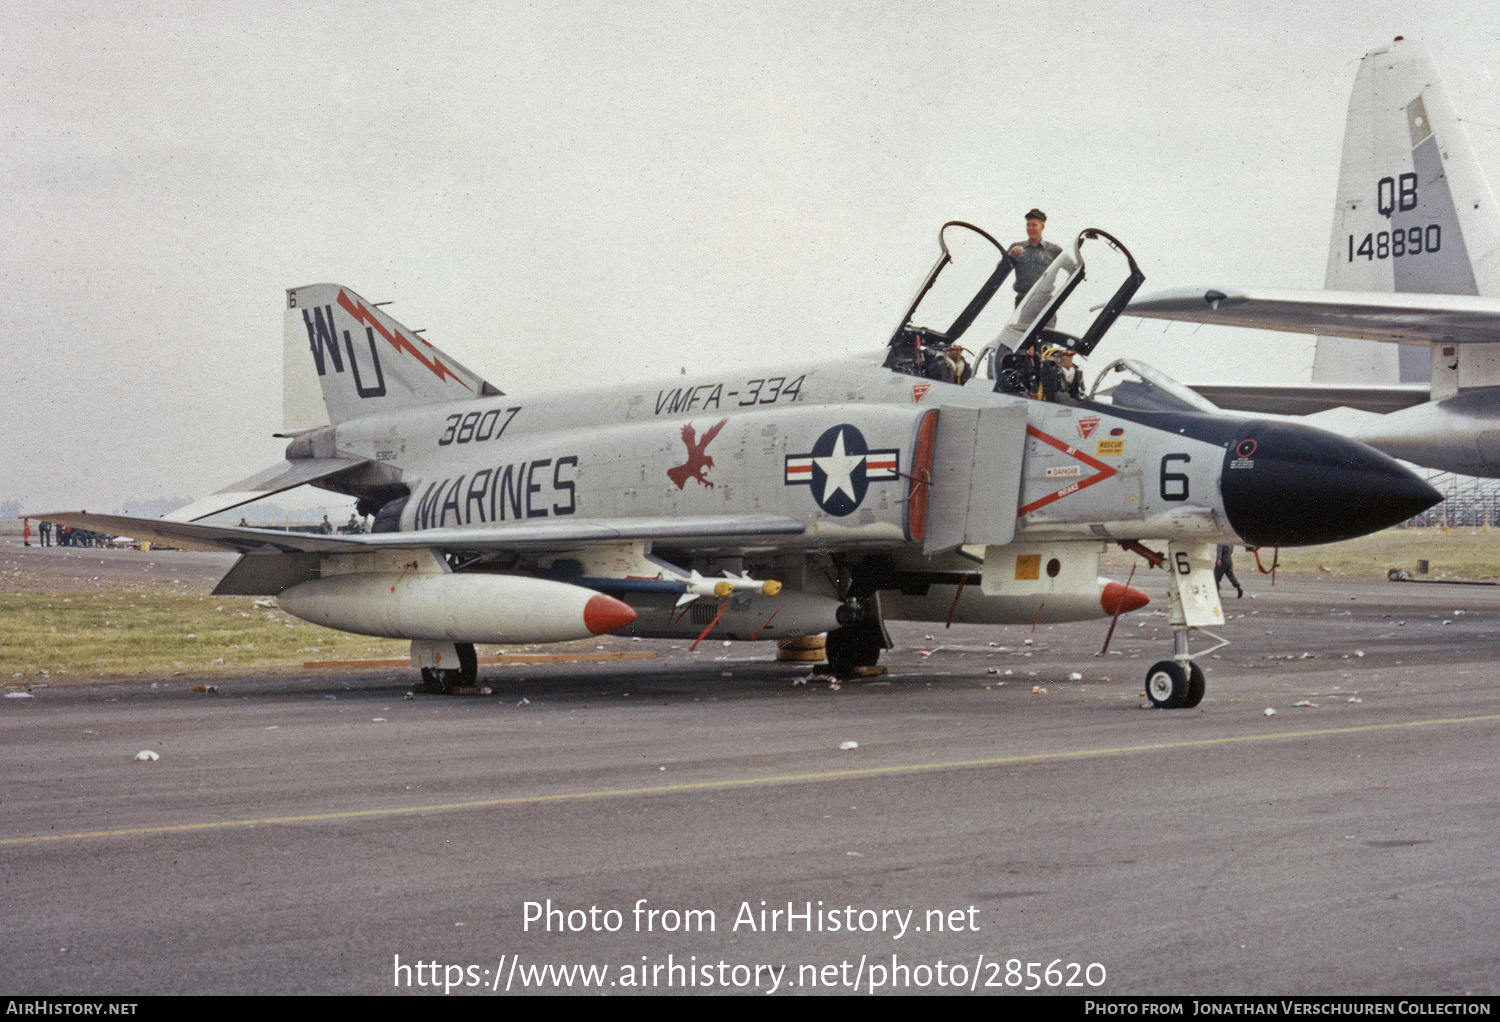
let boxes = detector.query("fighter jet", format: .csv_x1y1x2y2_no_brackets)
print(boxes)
1123,38,1500,478
38,220,1439,709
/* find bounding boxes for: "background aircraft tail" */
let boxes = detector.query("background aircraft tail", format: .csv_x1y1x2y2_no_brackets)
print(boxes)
1315,38,1500,385
283,283,499,429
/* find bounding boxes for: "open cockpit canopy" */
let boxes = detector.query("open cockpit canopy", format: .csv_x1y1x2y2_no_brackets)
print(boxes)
883,221,1014,384
883,222,1145,396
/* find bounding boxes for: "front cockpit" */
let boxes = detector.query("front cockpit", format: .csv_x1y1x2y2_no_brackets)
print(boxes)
884,221,1145,405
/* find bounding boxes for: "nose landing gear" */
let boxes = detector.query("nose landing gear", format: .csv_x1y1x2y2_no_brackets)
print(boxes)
1144,542,1226,709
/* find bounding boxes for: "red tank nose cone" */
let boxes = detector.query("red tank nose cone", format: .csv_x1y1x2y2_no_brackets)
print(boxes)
1101,581,1150,616
584,593,637,634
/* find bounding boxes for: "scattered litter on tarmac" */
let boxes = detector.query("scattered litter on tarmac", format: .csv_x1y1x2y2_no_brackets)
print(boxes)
1291,700,1318,708
324,694,337,700
134,750,159,762
828,681,842,691
5,691,33,699
839,741,859,751
1068,672,1083,681
1347,697,1363,703
1032,685,1048,694
372,717,387,722
1264,708,1277,716
516,697,530,706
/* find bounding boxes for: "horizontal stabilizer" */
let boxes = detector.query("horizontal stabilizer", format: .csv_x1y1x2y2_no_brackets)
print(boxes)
162,458,370,522
29,511,806,556
1125,287,1500,346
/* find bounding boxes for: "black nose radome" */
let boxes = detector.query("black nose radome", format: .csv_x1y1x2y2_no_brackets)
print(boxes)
1220,421,1442,547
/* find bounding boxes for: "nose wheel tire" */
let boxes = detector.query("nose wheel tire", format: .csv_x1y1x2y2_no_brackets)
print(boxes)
1183,661,1206,708
1145,660,1190,709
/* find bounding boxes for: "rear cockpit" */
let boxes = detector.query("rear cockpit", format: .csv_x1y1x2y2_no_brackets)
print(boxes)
884,221,1145,405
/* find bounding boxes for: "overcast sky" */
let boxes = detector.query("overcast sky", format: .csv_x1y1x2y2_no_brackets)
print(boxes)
4,0,1499,512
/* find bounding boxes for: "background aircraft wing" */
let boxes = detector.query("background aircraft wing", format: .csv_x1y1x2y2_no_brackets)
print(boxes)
1125,287,1500,346
1185,383,1429,416
31,511,806,555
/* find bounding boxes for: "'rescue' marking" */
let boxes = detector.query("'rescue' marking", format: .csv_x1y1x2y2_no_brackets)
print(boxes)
1019,425,1119,516
5,713,1496,847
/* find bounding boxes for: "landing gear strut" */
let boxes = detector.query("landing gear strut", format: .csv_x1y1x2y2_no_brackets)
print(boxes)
416,641,477,693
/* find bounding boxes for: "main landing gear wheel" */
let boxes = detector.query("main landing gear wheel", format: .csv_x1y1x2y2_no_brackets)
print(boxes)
1145,660,1190,709
1183,661,1206,709
420,642,478,693
825,623,883,675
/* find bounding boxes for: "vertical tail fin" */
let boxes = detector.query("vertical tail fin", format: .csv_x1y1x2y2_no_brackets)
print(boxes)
283,283,499,428
1314,38,1500,384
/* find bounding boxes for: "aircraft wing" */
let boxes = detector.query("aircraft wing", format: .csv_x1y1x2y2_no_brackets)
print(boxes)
1125,287,1500,346
1185,383,1429,416
32,511,806,555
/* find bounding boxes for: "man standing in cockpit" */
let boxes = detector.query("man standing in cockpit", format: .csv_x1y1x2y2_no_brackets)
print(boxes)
1009,208,1062,305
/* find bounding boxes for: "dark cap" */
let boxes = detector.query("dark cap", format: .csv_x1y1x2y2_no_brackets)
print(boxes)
1025,208,1046,222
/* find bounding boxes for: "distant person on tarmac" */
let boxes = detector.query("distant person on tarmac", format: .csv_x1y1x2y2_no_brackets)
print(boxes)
22,519,31,546
39,520,51,546
1215,544,1244,598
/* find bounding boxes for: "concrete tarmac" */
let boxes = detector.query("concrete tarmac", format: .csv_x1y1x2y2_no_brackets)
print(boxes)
2,550,1498,995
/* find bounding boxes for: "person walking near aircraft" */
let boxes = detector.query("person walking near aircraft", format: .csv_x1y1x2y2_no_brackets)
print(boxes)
39,519,51,546
1215,544,1244,598
1009,209,1062,305
22,518,31,546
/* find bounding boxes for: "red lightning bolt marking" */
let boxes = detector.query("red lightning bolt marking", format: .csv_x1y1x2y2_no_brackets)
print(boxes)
1017,424,1119,517
337,290,473,391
